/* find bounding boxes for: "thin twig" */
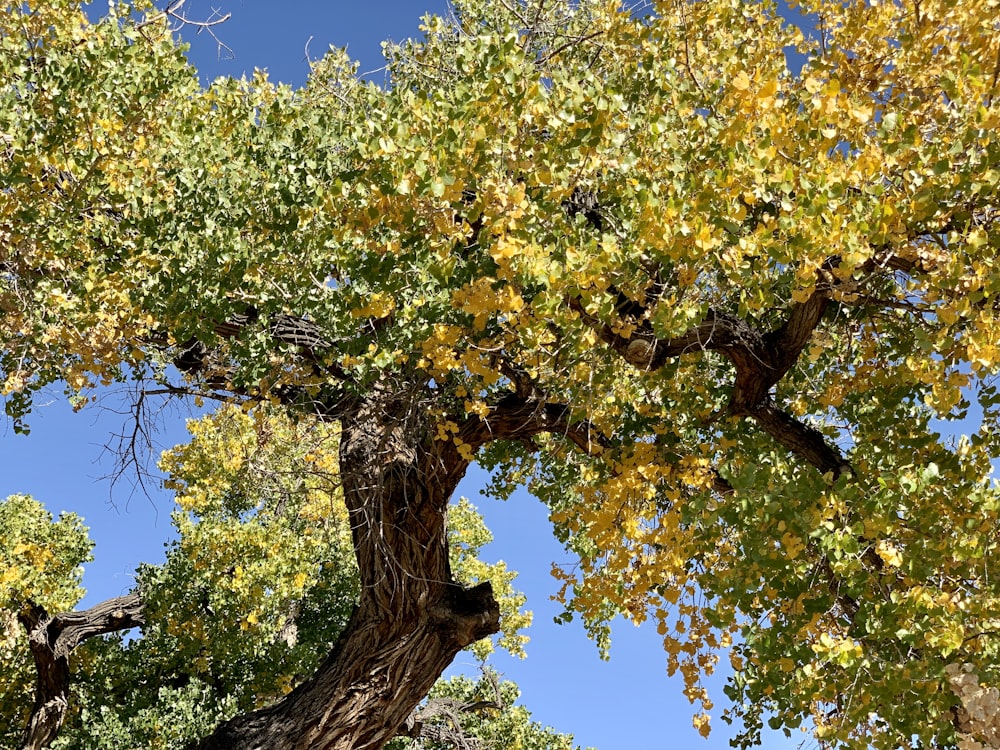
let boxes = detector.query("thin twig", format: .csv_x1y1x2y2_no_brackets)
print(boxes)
537,29,604,65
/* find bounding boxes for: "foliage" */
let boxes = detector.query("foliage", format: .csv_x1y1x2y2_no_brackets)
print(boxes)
388,671,584,750
0,495,92,619
2,0,1000,747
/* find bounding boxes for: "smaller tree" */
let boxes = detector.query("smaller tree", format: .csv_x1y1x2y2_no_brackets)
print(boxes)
391,670,583,750
0,494,95,750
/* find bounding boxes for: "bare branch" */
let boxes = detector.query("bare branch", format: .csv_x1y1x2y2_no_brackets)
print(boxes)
137,0,233,60
399,668,505,749
537,29,604,65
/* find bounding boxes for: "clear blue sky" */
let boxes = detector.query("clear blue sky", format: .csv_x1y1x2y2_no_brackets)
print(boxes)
1,3,806,748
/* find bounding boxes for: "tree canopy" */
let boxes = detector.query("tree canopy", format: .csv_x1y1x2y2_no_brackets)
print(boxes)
2,0,1000,747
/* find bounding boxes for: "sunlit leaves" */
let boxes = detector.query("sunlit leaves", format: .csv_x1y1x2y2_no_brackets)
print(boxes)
3,0,1000,746
51,406,361,748
387,671,585,750
449,498,533,660
0,494,91,618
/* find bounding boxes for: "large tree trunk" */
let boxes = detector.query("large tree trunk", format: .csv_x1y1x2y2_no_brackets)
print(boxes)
195,586,498,750
16,378,566,750
195,390,500,750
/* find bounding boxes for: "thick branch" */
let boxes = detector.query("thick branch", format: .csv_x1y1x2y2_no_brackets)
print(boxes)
170,310,350,386
570,298,764,371
458,392,607,456
750,402,852,480
572,274,851,476
398,669,503,749
764,291,830,382
18,594,144,750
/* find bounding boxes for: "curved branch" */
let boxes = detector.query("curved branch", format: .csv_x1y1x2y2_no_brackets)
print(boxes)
458,392,607,456
569,297,764,371
764,290,830,380
750,402,852,480
163,309,354,409
571,270,853,477
398,668,504,749
18,594,144,750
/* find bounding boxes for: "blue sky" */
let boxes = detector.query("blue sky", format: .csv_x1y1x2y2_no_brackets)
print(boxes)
1,3,808,748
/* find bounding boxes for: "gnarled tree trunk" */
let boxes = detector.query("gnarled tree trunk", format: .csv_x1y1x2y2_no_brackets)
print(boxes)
195,389,500,750
18,594,144,750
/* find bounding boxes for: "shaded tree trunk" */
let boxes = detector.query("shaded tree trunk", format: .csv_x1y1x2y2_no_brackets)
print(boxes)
195,389,500,750
195,587,498,750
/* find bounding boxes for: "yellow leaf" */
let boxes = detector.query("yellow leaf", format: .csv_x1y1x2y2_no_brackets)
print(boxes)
732,71,752,91
758,77,778,100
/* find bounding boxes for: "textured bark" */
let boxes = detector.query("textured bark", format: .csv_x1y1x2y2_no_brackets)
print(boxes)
193,387,574,750
398,669,503,749
194,392,494,749
18,594,144,750
196,589,498,750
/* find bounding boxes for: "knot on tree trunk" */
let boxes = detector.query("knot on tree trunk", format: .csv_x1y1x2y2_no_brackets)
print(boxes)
430,582,500,648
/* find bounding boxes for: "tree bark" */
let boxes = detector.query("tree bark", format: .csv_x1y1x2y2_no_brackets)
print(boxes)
398,668,503,749
194,389,501,750
196,584,498,750
190,385,591,750
18,594,144,750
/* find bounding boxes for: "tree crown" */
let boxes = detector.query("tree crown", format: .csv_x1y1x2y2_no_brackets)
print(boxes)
2,0,1000,747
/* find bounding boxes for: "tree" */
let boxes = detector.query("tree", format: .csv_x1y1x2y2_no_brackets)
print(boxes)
0,495,95,749
1,0,999,747
2,406,569,750
387,670,582,750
